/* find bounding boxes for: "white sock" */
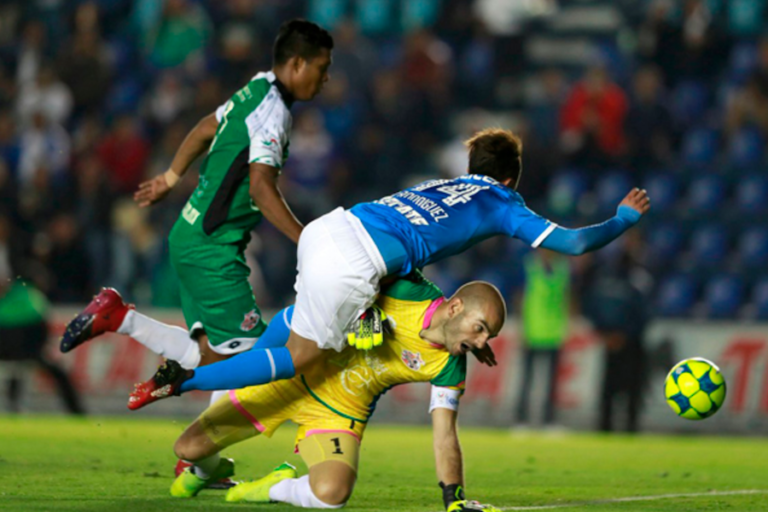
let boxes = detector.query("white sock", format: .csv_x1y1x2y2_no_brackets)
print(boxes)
210,390,228,405
269,475,345,509
189,453,220,479
117,310,201,369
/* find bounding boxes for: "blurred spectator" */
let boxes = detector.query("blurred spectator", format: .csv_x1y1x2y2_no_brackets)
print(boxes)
145,72,192,126
330,19,375,93
625,66,674,170
18,110,71,187
0,66,16,109
16,64,73,126
0,159,17,218
455,21,495,108
284,108,338,219
139,0,211,70
57,29,111,118
0,277,85,415
0,110,19,175
726,75,768,136
216,0,266,91
97,114,150,195
560,66,628,170
675,0,728,84
185,76,224,124
14,21,47,87
317,71,362,151
71,115,104,159
581,232,653,433
74,154,114,288
40,214,90,303
515,250,571,428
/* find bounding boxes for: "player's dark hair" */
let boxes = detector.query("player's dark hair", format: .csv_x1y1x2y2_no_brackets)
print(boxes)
465,128,523,185
273,19,334,66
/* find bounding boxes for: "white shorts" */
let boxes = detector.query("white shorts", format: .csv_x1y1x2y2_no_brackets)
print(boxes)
292,208,387,351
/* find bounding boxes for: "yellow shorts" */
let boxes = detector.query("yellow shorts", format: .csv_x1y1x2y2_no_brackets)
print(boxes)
199,379,366,462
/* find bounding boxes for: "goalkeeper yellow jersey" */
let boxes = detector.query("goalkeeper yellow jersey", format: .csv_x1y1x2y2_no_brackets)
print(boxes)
298,274,467,423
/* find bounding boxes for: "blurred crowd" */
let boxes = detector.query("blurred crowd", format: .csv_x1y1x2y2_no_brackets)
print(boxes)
0,0,767,318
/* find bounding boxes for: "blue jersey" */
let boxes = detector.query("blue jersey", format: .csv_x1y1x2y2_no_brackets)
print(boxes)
350,175,555,275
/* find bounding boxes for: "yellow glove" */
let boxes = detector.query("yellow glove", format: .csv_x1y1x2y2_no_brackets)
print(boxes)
347,305,390,350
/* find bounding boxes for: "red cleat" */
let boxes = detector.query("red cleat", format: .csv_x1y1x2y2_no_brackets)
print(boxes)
175,460,237,489
60,288,134,353
128,360,192,410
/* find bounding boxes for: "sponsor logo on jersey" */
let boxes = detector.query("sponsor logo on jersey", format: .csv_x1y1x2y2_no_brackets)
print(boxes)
401,349,424,371
240,309,261,331
262,138,278,146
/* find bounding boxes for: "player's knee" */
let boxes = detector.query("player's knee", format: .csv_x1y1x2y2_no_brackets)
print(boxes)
311,476,353,506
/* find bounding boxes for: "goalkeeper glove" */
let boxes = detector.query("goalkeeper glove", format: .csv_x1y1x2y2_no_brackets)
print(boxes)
347,305,391,350
440,483,500,512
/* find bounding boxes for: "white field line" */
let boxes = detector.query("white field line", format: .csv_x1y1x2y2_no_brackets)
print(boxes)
452,489,768,510
492,490,768,511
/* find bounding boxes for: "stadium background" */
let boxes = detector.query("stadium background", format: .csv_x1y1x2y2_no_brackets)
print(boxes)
1,0,767,433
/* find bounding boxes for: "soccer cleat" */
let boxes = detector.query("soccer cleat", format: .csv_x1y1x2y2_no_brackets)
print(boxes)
170,457,235,498
128,360,192,410
225,462,297,503
60,288,134,353
347,305,392,350
175,460,237,490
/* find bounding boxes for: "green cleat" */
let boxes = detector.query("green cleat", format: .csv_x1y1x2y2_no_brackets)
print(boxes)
225,462,297,503
170,457,235,498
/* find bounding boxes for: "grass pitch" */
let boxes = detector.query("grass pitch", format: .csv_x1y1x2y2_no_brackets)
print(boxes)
1,416,767,512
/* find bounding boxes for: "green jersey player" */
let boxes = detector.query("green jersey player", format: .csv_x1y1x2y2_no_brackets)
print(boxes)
60,21,333,482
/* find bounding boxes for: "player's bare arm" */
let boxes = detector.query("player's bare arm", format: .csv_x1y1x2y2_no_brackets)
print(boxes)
134,113,219,208
249,162,303,244
433,406,500,512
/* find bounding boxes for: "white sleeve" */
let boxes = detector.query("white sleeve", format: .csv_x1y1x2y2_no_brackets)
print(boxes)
215,101,228,122
246,93,289,168
429,385,461,413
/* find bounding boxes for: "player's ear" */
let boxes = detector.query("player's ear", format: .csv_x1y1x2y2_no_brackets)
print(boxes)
448,297,464,318
292,55,307,73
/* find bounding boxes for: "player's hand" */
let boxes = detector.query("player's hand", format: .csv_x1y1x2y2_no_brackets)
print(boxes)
472,344,497,367
134,174,172,208
447,500,501,512
619,188,650,216
347,305,391,350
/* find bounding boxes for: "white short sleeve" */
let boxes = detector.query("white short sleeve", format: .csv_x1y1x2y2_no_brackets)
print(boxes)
429,386,461,413
246,89,290,169
215,101,228,122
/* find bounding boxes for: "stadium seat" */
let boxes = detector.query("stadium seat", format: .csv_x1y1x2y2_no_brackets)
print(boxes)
738,226,768,269
671,81,709,128
642,173,679,214
752,278,768,320
686,174,726,216
548,168,588,217
645,222,684,266
681,128,719,168
702,275,745,319
655,273,696,317
728,127,765,170
594,171,631,215
735,174,768,216
689,224,729,270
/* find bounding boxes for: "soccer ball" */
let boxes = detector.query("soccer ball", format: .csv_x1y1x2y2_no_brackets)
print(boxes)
664,358,726,420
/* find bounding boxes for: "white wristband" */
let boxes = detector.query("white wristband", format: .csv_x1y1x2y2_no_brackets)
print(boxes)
164,169,181,188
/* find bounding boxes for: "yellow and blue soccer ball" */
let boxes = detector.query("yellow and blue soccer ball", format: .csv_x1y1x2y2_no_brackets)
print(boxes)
664,358,726,420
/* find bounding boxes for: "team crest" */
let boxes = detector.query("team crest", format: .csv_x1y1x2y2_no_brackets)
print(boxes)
240,309,261,331
401,350,424,371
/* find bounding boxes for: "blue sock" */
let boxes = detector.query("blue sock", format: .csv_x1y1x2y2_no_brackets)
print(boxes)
180,347,294,392
252,306,293,349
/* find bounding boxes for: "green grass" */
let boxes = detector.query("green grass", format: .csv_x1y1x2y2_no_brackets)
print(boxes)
1,415,767,511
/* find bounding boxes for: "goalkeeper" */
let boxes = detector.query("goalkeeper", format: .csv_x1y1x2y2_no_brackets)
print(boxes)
133,274,504,511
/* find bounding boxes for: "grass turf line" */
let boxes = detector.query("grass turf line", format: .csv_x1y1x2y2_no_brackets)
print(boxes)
1,416,767,511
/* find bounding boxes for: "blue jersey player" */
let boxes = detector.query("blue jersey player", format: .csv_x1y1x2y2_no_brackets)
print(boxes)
131,128,650,408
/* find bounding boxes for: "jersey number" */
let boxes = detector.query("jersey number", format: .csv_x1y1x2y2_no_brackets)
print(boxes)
330,437,344,455
436,184,489,206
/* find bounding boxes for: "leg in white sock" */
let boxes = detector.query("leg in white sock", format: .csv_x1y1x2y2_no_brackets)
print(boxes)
117,311,201,369
269,475,345,509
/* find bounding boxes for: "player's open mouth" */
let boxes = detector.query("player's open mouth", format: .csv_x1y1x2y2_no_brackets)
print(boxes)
460,343,471,354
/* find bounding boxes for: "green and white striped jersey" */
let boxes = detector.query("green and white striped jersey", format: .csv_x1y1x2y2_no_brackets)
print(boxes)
170,71,293,246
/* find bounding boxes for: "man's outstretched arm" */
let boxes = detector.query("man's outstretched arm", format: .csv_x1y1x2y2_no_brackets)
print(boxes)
135,113,219,207
537,188,650,256
432,404,500,512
